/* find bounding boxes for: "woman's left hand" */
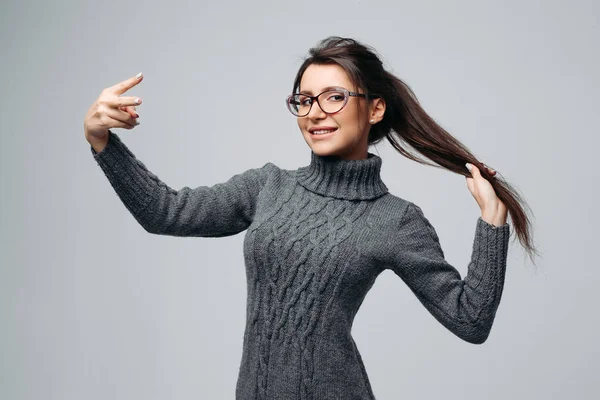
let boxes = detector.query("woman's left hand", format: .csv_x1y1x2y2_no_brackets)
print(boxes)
465,163,508,227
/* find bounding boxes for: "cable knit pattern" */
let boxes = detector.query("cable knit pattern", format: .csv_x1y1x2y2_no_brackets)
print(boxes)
91,131,511,399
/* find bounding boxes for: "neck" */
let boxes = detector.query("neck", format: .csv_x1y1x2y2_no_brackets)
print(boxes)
295,150,389,200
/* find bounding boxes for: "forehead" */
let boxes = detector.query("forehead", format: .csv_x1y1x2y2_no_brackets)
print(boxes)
299,64,355,94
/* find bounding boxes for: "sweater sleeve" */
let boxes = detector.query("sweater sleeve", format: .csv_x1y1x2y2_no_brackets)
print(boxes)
90,130,275,237
383,202,510,344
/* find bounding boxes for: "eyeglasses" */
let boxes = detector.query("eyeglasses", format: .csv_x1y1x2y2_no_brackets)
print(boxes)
286,87,379,117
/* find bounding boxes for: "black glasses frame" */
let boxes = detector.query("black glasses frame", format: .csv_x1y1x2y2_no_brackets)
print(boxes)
286,87,379,117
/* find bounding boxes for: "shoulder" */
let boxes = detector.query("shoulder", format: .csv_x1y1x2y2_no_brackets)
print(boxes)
242,161,281,181
260,161,280,171
367,192,417,227
365,194,443,266
242,161,300,196
225,161,283,198
255,161,296,183
256,162,300,185
366,193,438,244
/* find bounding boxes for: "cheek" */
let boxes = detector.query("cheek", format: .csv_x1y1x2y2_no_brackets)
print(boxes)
337,110,358,130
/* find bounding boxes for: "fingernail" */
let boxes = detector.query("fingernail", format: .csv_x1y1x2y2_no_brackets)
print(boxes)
134,98,141,104
135,113,140,118
134,120,140,125
465,163,472,171
136,72,143,79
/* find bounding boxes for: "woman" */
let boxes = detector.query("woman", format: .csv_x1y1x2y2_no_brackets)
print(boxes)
83,37,537,400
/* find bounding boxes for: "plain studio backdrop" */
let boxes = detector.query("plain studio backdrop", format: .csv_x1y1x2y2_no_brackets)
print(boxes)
1,0,598,399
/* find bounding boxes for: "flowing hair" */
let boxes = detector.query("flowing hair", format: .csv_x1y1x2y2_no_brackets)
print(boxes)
292,36,540,266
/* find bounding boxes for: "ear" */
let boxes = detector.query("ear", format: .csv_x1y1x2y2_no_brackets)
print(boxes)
369,97,386,122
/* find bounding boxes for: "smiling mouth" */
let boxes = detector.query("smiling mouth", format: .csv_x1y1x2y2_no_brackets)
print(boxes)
310,128,338,136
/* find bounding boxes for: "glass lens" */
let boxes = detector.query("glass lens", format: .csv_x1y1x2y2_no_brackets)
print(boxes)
318,90,347,114
287,95,303,116
287,90,347,116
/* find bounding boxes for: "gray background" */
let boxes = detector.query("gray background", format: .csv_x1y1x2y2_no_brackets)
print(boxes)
1,0,598,398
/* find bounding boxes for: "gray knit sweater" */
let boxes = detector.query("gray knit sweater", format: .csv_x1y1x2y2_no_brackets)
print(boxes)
91,130,510,400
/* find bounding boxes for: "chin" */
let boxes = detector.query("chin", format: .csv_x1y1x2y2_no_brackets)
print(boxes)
308,144,340,157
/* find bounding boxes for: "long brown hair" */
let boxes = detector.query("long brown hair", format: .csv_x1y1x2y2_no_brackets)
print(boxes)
292,36,540,266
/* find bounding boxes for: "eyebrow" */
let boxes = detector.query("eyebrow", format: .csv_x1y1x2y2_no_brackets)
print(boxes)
298,86,344,95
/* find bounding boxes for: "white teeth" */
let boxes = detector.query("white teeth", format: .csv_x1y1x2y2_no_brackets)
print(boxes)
312,129,336,135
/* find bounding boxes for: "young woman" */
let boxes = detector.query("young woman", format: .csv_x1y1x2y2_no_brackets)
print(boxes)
83,36,537,400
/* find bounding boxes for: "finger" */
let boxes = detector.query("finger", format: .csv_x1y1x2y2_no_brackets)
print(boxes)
106,72,144,96
108,118,138,130
119,105,139,119
482,163,496,175
111,95,142,108
105,107,138,127
466,163,482,178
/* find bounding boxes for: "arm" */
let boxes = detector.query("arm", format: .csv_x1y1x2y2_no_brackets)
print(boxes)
382,202,510,344
90,130,275,237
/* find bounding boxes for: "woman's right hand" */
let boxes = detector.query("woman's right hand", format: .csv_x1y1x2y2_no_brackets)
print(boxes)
84,72,144,143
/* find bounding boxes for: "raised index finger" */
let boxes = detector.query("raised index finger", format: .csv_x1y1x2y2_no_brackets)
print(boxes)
107,72,144,95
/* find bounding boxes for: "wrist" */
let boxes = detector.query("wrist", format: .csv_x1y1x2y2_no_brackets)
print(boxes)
86,131,110,153
481,208,507,227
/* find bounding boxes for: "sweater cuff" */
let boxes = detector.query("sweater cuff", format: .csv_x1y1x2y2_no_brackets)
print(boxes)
475,216,510,248
90,130,158,216
470,216,510,292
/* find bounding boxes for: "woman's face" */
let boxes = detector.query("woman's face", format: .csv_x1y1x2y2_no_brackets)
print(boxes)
296,64,384,160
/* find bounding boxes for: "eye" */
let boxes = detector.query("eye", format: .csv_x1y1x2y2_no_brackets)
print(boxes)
328,94,344,101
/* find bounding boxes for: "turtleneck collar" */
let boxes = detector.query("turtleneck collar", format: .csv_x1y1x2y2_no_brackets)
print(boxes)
295,151,389,200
